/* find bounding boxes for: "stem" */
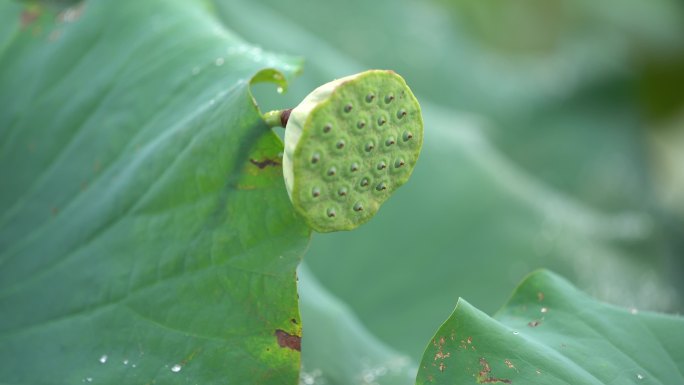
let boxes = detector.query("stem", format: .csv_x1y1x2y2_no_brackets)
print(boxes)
263,108,292,128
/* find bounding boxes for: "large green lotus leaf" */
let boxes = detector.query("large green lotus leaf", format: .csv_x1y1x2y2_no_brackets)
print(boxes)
216,0,681,361
416,270,684,385
0,1,309,384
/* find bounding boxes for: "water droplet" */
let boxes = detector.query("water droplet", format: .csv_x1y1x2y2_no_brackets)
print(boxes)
385,94,394,103
215,57,224,66
402,131,413,141
336,140,345,149
394,159,405,168
366,93,375,102
344,104,353,113
353,202,363,212
131,364,137,368
123,359,129,365
376,182,387,191
541,307,548,313
377,162,386,170
311,153,320,164
276,86,284,94
326,208,336,218
338,187,347,196
350,163,359,172
191,66,200,76
385,137,396,146
512,331,519,335
99,355,108,364
171,364,182,373
209,99,215,106
323,124,332,133
636,374,644,380
397,109,407,119
312,187,321,198
83,377,93,383
630,308,639,315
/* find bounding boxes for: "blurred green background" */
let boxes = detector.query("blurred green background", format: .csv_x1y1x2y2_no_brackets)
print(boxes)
214,0,684,379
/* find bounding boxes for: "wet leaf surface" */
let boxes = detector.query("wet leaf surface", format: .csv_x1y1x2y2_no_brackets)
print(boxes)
0,1,309,383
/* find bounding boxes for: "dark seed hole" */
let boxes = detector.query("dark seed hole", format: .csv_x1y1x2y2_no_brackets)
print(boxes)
344,104,353,113
323,124,332,133
365,143,375,152
386,137,396,146
336,140,345,149
397,110,407,119
353,202,363,212
357,121,366,129
403,132,413,141
327,208,336,218
312,188,321,197
360,178,370,187
378,117,386,126
395,159,405,168
327,167,336,176
350,163,359,172
377,162,386,170
366,94,375,102
385,95,394,103
376,183,387,191
311,153,320,164
338,188,347,196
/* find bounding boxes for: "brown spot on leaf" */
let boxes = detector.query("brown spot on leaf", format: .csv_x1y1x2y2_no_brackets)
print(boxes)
439,362,446,372
250,158,281,169
477,358,512,384
21,7,41,28
274,329,301,352
537,292,544,302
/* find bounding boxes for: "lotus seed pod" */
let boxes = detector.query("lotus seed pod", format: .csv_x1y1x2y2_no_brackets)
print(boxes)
283,70,423,232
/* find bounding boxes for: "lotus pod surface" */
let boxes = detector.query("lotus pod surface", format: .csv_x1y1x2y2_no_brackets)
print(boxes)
283,70,423,232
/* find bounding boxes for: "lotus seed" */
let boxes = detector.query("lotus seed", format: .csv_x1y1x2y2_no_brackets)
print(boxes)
279,70,423,233
402,131,413,141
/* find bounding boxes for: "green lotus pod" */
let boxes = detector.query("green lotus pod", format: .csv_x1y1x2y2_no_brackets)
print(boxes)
274,70,423,232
